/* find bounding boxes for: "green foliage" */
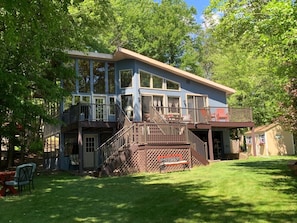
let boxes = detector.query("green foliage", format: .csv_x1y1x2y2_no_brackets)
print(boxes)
88,0,204,74
204,0,297,128
0,1,76,157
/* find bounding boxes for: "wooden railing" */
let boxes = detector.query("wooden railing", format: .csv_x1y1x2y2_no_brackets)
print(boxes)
62,103,117,124
94,122,190,170
150,106,253,124
187,130,208,159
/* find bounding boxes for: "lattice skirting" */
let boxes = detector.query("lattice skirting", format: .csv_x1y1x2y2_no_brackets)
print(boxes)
105,144,203,175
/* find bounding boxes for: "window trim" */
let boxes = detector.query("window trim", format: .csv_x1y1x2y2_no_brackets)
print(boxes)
165,79,180,91
139,69,181,91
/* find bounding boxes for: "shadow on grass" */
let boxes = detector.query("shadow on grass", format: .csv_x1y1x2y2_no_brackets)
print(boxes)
1,165,297,223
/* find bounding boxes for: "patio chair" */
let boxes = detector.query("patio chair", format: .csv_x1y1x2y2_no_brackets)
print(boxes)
5,163,33,195
215,108,229,121
28,162,37,189
69,154,79,170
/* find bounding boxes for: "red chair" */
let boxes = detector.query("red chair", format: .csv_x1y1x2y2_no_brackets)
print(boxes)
215,108,229,121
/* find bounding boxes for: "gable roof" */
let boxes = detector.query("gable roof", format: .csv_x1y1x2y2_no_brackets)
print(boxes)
245,123,279,135
68,47,236,95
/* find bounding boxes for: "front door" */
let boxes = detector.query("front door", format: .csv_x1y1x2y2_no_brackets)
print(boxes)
83,134,98,168
93,96,106,121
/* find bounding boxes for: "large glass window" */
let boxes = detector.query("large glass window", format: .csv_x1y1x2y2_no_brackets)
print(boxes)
93,61,105,93
63,59,76,92
139,70,163,89
153,95,164,114
78,60,90,93
168,97,180,113
109,97,115,115
140,71,150,87
121,95,133,119
120,69,133,88
153,76,163,89
166,80,179,90
108,63,115,93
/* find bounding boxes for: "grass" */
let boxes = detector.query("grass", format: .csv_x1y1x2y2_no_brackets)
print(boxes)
1,156,297,223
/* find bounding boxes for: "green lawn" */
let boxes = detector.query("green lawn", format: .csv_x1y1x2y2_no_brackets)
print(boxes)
1,156,297,223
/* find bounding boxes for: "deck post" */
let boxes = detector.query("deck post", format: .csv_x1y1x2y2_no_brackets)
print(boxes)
208,129,214,160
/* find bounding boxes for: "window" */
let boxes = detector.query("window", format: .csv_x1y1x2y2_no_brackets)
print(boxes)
73,95,90,104
120,69,133,88
63,59,76,92
168,97,180,113
153,76,163,89
139,70,163,89
140,71,150,87
121,95,133,119
109,97,115,115
259,134,265,145
78,60,90,93
246,136,252,145
153,96,163,114
139,69,180,90
166,80,179,90
108,63,115,93
93,61,105,94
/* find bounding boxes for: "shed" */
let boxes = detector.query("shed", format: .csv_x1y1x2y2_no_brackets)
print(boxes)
245,123,295,156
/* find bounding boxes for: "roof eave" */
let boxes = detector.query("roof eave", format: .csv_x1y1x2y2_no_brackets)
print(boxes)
114,47,236,95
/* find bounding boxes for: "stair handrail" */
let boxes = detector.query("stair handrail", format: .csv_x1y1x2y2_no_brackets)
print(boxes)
94,123,136,169
116,104,132,129
187,129,208,159
150,106,168,124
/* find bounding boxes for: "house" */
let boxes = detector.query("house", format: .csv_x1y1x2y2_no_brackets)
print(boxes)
43,47,255,175
245,123,295,156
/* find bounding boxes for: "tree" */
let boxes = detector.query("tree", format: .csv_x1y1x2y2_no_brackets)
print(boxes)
92,0,204,74
0,0,77,166
204,0,297,130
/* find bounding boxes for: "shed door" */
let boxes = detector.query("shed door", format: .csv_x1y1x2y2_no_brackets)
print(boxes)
83,134,98,168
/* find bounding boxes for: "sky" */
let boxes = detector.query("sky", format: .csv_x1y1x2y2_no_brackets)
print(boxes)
184,0,210,23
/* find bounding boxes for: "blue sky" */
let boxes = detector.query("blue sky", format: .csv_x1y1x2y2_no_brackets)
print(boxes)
184,0,210,23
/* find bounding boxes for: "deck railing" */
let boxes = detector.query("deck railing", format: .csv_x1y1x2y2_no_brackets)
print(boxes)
94,122,190,169
62,103,117,124
150,106,253,123
62,102,253,125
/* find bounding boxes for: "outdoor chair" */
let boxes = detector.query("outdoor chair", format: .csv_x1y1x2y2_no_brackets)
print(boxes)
28,162,37,189
5,163,33,195
215,108,229,121
69,154,79,170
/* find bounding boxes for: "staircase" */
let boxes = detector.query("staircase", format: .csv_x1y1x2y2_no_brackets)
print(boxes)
94,108,209,176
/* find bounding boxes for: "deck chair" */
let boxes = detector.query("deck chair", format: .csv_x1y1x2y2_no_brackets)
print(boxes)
5,164,33,195
215,108,229,121
69,154,79,170
28,162,37,189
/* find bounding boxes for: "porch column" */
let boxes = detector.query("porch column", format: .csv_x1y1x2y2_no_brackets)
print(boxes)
78,124,83,173
251,127,257,156
208,129,214,160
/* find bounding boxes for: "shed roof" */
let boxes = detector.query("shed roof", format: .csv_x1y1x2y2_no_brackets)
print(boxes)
245,123,279,135
68,47,236,95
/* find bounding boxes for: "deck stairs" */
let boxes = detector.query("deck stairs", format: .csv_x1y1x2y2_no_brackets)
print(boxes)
94,108,209,175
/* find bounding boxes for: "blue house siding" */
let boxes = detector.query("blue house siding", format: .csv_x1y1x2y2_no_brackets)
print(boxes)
125,60,228,121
